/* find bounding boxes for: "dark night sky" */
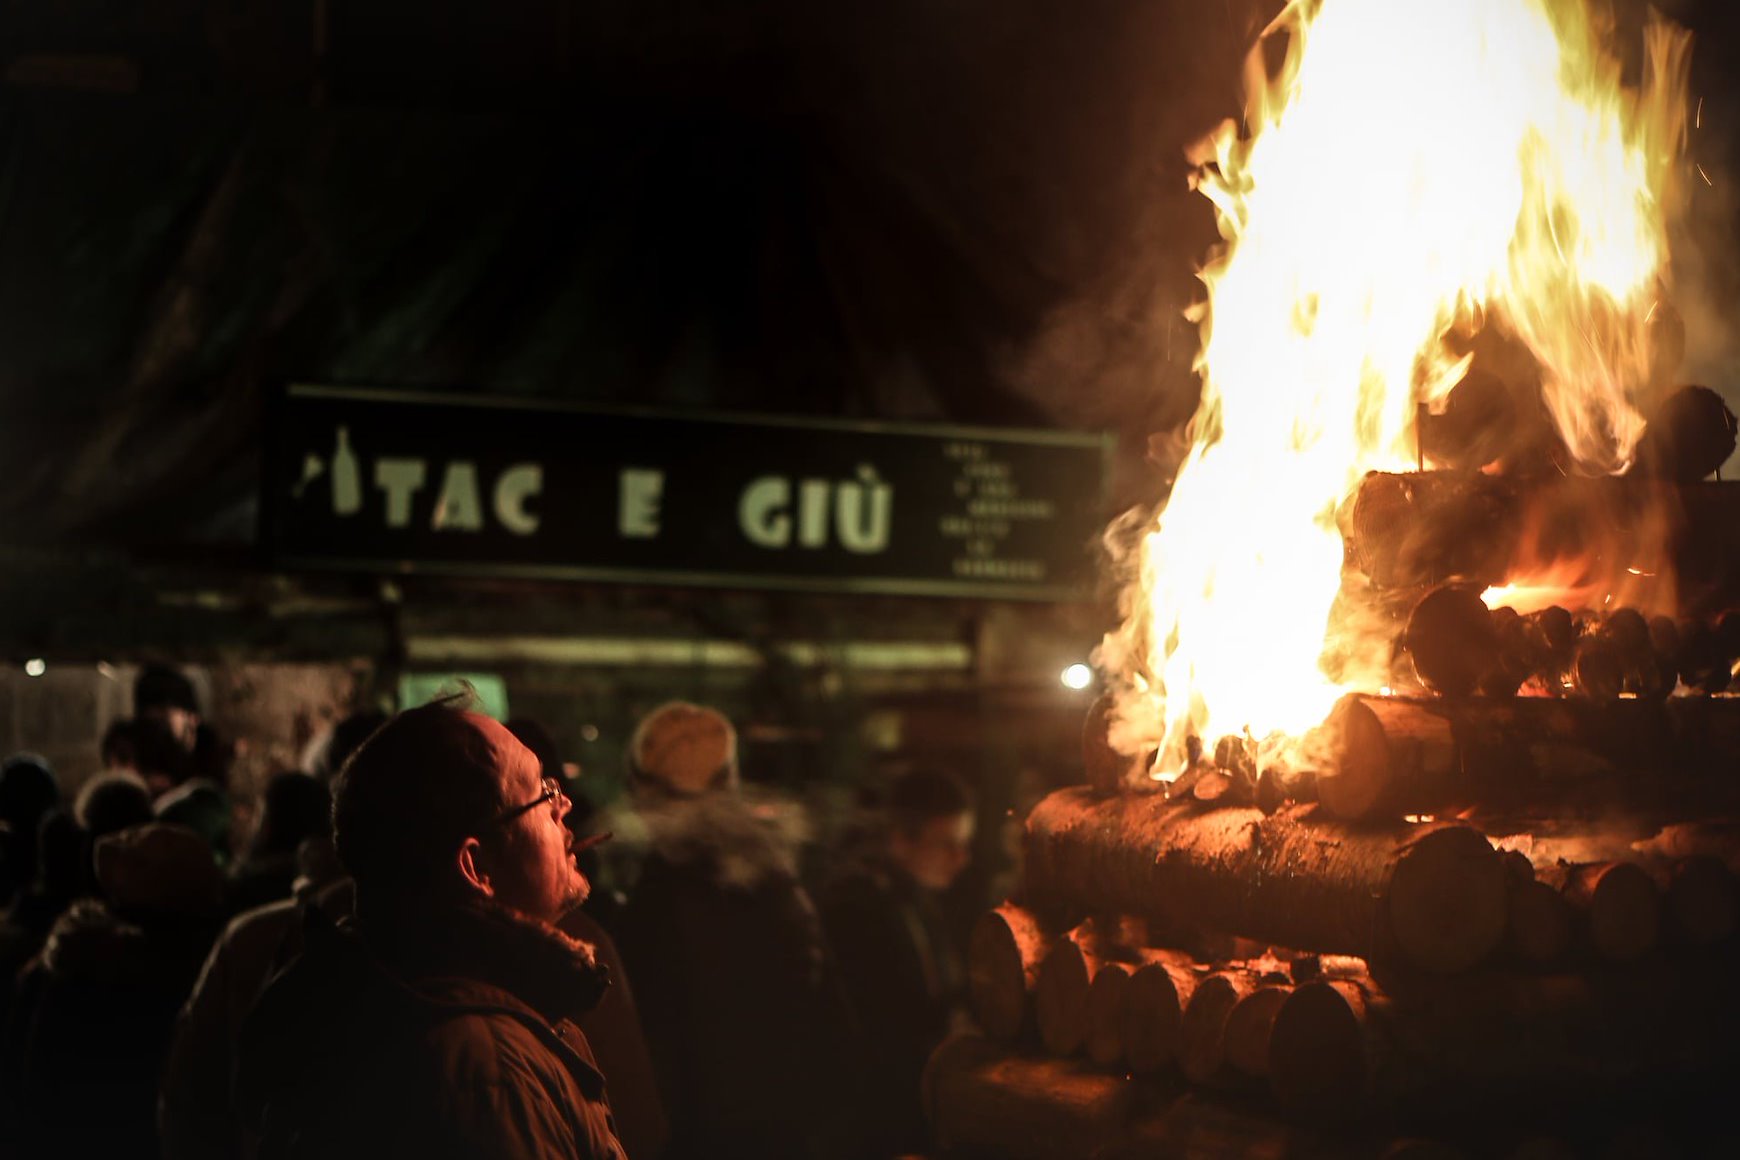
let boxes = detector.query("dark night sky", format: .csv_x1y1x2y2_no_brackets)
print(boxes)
1,0,1737,546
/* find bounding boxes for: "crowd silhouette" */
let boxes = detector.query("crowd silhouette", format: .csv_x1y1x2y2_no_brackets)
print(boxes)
0,668,989,1160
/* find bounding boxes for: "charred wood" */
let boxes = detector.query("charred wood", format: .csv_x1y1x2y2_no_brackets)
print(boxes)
1626,385,1738,483
1345,472,1740,618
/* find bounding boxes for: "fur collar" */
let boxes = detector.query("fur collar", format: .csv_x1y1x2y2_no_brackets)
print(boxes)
361,899,609,1023
607,786,811,890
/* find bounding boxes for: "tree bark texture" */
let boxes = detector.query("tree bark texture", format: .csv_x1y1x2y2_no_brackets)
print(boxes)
1023,789,1509,973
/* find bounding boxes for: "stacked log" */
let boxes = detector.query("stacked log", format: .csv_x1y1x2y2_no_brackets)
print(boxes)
1266,958,1740,1125
1034,928,1104,1056
1023,789,1510,974
966,903,1056,1042
1123,955,1198,1074
1344,471,1740,617
1313,694,1740,825
921,1036,1135,1160
943,678,1740,1155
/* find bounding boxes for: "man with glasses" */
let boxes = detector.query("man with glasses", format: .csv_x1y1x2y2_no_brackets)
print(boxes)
235,696,626,1160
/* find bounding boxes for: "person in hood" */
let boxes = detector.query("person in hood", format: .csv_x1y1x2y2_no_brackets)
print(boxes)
234,695,625,1160
613,701,850,1160
0,822,224,1159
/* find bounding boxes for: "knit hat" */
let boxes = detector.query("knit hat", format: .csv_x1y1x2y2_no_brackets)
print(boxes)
629,702,739,797
93,822,223,919
134,664,200,715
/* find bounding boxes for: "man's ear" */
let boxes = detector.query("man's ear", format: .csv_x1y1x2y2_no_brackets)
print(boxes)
456,836,496,899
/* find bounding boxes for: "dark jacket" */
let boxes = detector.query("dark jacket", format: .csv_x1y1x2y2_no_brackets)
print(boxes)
820,861,965,1156
614,791,850,1160
0,898,218,1159
235,900,626,1160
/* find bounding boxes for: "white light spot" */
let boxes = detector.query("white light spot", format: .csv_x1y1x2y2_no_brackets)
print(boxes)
23,659,46,678
1061,663,1094,690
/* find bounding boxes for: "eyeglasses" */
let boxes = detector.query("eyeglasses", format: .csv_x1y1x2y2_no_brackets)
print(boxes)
498,776,566,824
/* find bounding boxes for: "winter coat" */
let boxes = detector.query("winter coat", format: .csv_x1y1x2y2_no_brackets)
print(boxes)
235,899,626,1160
613,790,852,1160
160,878,354,1160
820,861,965,1156
0,898,218,1159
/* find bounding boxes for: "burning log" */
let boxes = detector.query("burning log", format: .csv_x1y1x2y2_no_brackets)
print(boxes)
1626,385,1738,483
1347,471,1518,589
1345,472,1740,618
1538,861,1661,963
1314,693,1740,824
921,1036,1135,1160
1083,691,1146,794
1023,789,1509,973
1034,927,1105,1056
1402,584,1501,697
1266,957,1739,1124
967,903,1058,1043
1417,368,1517,471
1122,957,1199,1075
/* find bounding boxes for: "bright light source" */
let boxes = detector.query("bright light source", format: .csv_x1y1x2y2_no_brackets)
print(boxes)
23,659,46,678
1061,663,1093,690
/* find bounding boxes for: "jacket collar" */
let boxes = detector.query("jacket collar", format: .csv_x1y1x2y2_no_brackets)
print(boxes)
359,898,610,1025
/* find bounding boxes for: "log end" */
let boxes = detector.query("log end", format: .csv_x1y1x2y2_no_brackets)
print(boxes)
1317,694,1391,822
1121,961,1187,1075
1506,879,1573,965
1667,855,1737,947
1086,962,1134,1068
1222,985,1290,1079
1035,936,1094,1057
1179,974,1242,1086
969,906,1046,1042
1268,980,1366,1122
1387,825,1509,973
1585,861,1661,963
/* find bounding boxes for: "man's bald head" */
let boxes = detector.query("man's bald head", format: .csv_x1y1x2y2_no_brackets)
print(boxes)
332,699,510,907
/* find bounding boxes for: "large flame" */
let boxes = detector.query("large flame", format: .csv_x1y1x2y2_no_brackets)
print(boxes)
1101,0,1691,776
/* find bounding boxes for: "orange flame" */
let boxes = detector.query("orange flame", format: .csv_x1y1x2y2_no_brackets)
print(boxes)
1099,0,1691,777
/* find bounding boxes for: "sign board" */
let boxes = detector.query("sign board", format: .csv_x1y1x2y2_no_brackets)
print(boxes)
266,386,1113,600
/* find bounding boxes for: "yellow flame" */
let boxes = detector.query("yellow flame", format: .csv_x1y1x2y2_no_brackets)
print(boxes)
1100,0,1690,776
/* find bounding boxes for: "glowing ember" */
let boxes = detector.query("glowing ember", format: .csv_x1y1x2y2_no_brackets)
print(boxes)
1099,0,1691,777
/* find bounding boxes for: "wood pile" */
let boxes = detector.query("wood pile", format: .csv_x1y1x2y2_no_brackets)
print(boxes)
933,692,1740,1158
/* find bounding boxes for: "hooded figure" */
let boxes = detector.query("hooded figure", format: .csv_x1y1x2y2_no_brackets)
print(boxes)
0,822,224,1159
613,701,850,1160
234,696,625,1160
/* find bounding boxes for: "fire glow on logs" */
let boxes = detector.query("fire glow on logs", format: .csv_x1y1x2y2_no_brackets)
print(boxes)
935,2,1740,1154
1096,0,1694,778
